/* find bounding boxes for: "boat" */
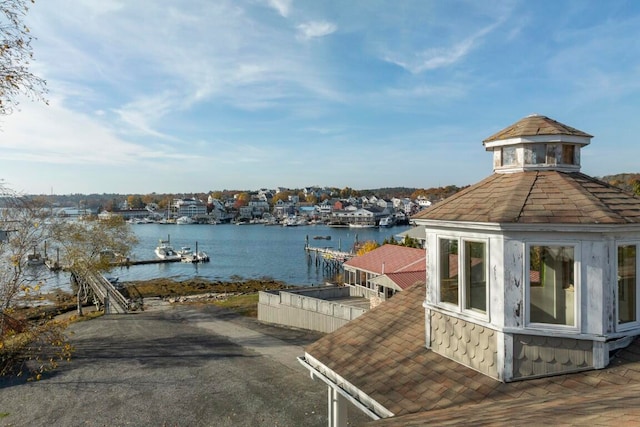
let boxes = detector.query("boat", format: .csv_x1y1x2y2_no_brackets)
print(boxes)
195,251,210,262
349,222,377,228
379,216,396,227
26,251,45,266
155,239,181,260
176,216,196,225
313,235,332,240
177,245,210,263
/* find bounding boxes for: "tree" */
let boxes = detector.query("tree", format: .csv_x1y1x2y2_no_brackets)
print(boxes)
1,0,48,118
126,195,144,209
356,240,379,256
1,193,138,377
0,187,70,378
233,192,250,209
48,215,138,274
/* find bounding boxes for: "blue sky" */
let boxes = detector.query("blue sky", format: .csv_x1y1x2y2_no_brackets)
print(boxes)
2,0,640,195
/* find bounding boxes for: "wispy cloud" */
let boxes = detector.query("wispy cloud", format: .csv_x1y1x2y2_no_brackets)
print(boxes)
383,19,502,74
266,0,292,18
296,21,337,40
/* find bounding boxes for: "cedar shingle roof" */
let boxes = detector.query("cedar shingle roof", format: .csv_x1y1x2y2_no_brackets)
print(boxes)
412,171,640,224
343,244,425,275
304,283,640,424
483,114,593,143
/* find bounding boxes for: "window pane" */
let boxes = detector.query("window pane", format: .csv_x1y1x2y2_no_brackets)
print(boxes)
562,145,575,165
439,239,458,305
524,144,546,165
618,245,637,324
529,246,575,326
501,147,517,166
465,241,486,312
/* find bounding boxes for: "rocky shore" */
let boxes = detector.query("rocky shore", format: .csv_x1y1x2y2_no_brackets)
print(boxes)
123,277,291,299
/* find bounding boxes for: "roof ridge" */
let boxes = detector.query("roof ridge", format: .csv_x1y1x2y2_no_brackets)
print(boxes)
487,172,537,222
397,257,427,272
515,171,539,221
563,172,640,223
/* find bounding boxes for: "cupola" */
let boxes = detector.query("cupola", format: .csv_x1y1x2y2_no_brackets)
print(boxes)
483,114,593,173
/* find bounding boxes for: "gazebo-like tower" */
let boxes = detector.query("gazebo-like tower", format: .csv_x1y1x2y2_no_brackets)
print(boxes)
413,114,640,381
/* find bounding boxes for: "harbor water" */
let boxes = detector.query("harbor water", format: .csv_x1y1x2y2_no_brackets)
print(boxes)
42,223,411,292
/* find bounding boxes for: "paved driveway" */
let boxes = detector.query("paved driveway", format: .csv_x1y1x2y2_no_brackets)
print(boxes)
0,302,369,426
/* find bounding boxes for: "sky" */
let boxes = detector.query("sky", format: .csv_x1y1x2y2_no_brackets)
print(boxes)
1,0,640,195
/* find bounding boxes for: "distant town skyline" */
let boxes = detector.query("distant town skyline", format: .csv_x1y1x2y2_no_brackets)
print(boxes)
2,1,640,195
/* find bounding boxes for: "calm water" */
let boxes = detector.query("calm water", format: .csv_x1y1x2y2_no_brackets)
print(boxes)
42,223,410,292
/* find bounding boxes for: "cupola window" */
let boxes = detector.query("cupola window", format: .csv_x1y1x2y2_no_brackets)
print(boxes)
562,144,576,165
524,144,546,165
501,146,517,166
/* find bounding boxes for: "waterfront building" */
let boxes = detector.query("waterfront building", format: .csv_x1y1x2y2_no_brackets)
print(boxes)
299,115,640,425
172,198,206,218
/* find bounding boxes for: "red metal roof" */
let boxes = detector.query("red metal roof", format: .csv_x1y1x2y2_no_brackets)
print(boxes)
343,244,425,275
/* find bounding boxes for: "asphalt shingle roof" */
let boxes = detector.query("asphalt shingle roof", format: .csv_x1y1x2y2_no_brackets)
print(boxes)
412,171,640,224
304,283,640,425
483,114,593,143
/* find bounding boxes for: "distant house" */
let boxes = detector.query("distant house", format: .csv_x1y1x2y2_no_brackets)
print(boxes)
299,115,640,425
172,198,206,218
109,208,150,220
331,207,386,226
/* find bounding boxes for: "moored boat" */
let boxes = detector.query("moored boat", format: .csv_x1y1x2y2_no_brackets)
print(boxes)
379,216,396,227
349,222,377,228
176,216,196,225
155,239,181,260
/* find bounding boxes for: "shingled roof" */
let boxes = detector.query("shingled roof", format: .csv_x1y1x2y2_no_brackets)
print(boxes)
483,114,593,143
304,283,640,424
412,171,640,224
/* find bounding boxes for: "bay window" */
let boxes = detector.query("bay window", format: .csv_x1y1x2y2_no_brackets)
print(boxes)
618,244,637,325
438,237,487,314
527,245,576,327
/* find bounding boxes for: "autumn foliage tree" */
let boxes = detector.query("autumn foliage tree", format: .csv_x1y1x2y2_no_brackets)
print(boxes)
0,187,71,378
356,240,380,256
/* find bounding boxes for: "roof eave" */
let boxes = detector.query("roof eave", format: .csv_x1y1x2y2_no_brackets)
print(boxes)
483,135,592,148
412,218,640,233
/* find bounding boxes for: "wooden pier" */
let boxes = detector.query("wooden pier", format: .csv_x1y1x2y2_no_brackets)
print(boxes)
304,236,354,277
112,257,182,266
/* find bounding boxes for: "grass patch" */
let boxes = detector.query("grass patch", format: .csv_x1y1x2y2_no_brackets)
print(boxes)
0,413,9,418
212,293,259,317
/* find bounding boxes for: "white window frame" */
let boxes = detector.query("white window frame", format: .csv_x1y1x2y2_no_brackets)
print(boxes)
524,242,580,331
436,235,489,320
616,241,640,331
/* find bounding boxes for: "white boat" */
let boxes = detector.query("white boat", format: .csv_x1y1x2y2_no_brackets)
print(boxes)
196,251,210,262
379,216,396,227
349,222,377,228
283,216,308,227
176,216,196,225
177,246,210,263
155,239,181,260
